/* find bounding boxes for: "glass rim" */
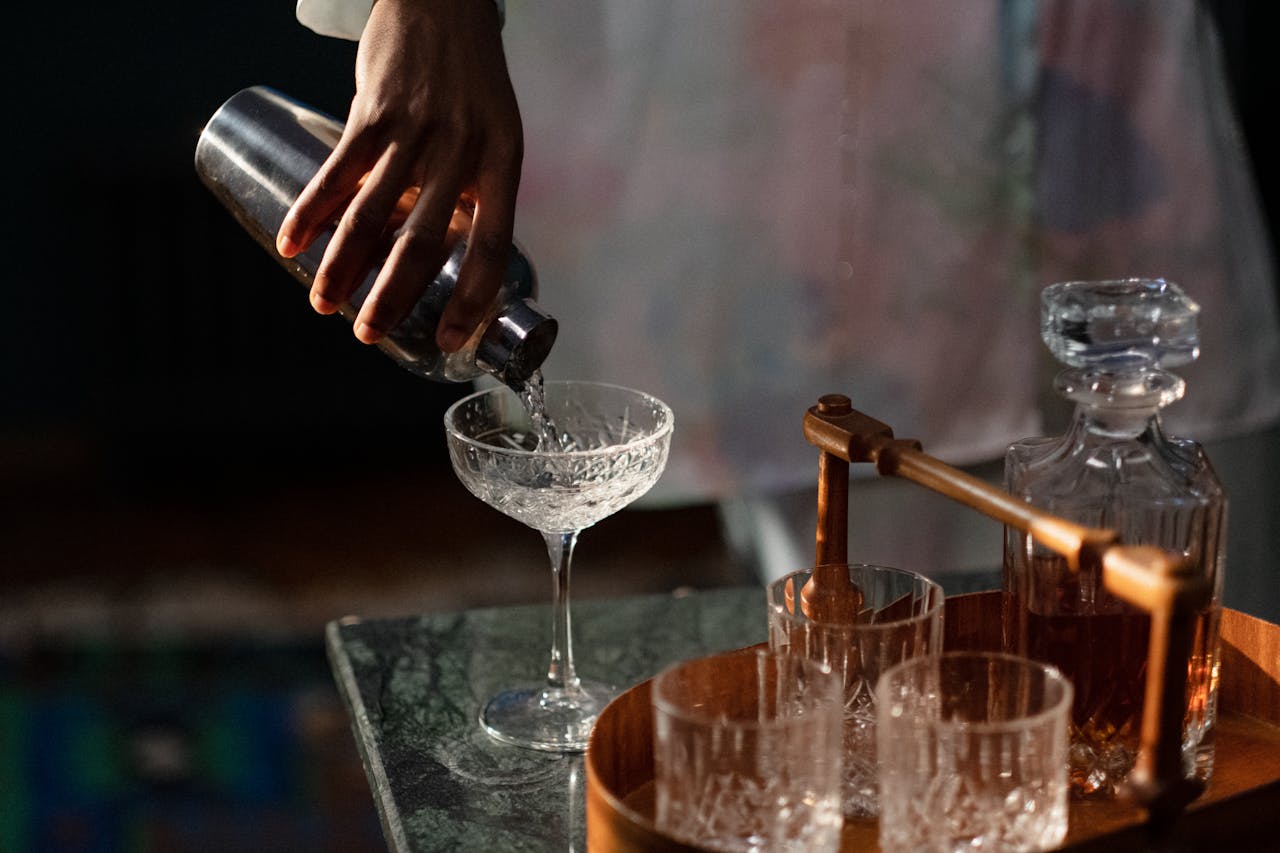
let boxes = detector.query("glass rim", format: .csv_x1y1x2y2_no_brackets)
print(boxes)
442,379,674,459
651,648,839,729
767,563,945,629
876,651,1074,733
1040,276,1192,300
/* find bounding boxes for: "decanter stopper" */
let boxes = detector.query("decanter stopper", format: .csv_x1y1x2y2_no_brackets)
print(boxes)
1041,277,1201,370
1040,278,1202,419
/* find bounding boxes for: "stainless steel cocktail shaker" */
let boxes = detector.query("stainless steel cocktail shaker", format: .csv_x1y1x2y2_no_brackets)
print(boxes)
194,85,556,387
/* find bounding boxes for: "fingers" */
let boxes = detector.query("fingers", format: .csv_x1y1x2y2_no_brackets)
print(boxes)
353,167,462,344
278,132,518,352
277,133,385,316
437,146,521,353
311,151,416,320
276,132,372,263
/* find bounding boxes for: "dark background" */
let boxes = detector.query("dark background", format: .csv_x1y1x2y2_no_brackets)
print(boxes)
3,2,467,540
1208,0,1280,286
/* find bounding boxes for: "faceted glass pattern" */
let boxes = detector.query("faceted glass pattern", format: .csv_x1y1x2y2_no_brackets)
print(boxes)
446,381,672,534
1040,278,1200,370
652,649,844,852
875,653,1072,853
767,564,944,818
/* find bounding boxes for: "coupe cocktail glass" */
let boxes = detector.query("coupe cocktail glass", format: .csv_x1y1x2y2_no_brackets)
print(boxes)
444,380,673,751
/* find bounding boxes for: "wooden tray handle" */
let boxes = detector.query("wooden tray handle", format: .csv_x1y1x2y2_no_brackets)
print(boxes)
804,394,1212,830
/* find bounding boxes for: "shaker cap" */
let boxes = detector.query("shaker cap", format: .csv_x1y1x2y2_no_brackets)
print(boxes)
476,298,559,388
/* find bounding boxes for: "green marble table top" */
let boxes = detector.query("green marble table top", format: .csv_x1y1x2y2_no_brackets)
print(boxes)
325,572,1004,852
324,587,768,853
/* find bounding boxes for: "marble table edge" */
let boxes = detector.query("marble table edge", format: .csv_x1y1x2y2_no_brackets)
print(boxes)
325,617,410,853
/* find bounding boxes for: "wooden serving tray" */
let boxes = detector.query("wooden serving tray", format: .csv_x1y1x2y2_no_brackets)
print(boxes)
585,592,1280,852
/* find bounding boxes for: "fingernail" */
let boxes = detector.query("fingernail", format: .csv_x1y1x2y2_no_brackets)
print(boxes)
438,325,468,353
277,233,298,257
310,291,338,313
354,321,383,344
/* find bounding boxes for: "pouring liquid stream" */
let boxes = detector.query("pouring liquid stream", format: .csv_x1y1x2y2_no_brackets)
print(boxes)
484,369,570,452
518,369,566,450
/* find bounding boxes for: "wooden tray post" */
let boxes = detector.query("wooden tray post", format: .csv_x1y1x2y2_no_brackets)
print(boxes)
801,394,861,622
802,394,1212,838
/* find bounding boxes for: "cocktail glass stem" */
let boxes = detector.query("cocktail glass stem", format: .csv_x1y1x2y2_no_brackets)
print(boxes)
543,529,583,693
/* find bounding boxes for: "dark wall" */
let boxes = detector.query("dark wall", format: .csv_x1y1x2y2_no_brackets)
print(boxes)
1206,0,1280,272
4,3,465,495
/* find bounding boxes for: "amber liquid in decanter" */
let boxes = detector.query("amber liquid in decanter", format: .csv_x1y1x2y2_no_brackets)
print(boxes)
1003,279,1226,799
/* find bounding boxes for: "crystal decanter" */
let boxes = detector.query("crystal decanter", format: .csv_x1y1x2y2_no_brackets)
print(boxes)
1003,278,1226,799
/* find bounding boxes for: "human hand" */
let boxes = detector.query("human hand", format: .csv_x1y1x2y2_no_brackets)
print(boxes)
277,0,523,353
